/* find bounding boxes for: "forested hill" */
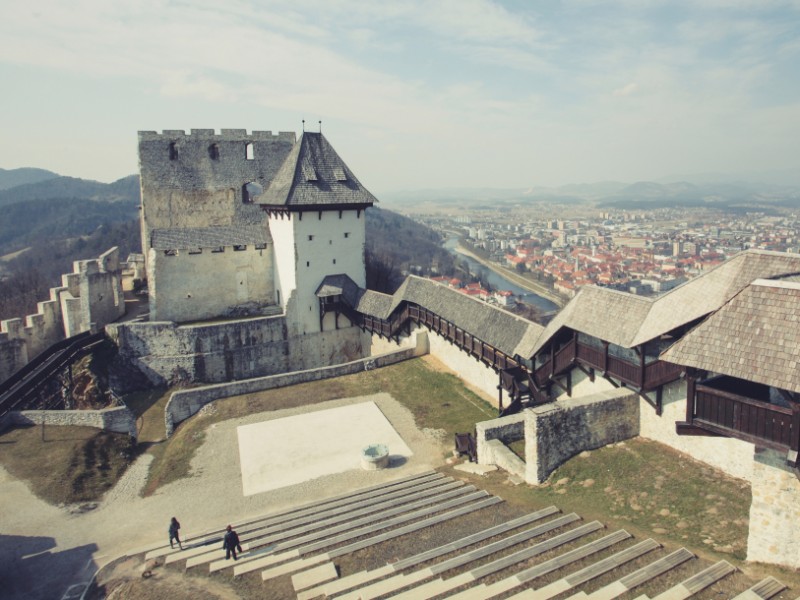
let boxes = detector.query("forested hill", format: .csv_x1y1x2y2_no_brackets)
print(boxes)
365,206,455,293
0,174,139,206
0,170,453,319
0,167,59,190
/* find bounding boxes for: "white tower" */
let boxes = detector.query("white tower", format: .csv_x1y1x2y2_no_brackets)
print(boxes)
260,133,377,336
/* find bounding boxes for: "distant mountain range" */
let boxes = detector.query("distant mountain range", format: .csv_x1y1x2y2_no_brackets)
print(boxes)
0,169,140,256
381,178,800,210
0,167,59,190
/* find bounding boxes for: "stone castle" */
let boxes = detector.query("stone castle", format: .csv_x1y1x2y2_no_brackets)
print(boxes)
1,128,799,570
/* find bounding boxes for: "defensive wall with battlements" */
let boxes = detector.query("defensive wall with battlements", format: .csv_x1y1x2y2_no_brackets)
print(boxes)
0,247,126,383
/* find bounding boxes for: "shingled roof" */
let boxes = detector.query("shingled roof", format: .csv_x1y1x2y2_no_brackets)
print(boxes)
526,249,800,357
661,279,800,394
353,276,543,358
150,225,271,250
259,132,379,208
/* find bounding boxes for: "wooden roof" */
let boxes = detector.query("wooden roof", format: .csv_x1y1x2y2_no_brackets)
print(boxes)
260,132,378,209
662,279,800,394
354,275,543,358
526,250,800,357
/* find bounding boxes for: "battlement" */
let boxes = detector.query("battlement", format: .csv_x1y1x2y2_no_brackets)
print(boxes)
138,129,296,143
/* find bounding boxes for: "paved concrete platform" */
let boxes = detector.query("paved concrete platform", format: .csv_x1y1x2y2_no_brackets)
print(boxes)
237,400,413,496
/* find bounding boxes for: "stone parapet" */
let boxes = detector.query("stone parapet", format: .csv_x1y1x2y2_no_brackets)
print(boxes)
164,347,417,436
0,406,136,439
524,388,639,484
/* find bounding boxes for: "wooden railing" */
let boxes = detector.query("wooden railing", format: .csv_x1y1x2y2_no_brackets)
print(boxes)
0,331,106,417
331,300,518,374
690,384,800,454
533,339,682,392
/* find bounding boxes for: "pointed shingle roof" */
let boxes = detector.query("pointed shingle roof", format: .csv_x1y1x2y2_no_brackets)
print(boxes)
661,279,800,393
260,132,378,208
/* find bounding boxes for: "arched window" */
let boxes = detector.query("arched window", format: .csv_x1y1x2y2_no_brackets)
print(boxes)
209,144,220,160
169,142,178,160
245,142,254,160
242,181,263,203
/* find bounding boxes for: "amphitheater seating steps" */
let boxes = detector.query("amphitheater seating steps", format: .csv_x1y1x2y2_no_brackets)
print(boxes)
730,577,787,600
126,471,788,600
132,469,441,560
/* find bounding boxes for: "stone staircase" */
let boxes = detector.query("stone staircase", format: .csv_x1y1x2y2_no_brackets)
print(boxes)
128,470,791,600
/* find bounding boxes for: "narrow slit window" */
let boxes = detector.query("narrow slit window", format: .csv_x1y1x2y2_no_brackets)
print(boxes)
344,232,350,238
169,142,178,160
209,144,220,160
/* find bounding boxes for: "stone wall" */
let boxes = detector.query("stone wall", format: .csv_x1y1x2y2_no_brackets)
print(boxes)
523,388,640,484
638,379,757,482
138,129,296,254
164,347,419,435
0,248,125,383
149,243,274,323
746,447,800,569
109,315,373,388
475,412,525,473
423,325,500,402
0,406,136,438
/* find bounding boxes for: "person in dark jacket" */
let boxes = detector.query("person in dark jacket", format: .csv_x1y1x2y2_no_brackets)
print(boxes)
222,525,242,560
168,517,182,550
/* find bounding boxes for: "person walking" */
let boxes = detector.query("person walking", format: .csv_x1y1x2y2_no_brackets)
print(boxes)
222,525,242,560
168,517,183,550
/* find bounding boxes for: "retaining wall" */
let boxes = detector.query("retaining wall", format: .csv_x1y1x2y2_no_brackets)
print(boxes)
164,346,421,435
746,447,800,569
0,406,137,438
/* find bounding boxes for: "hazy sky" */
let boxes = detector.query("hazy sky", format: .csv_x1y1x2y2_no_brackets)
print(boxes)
1,0,799,193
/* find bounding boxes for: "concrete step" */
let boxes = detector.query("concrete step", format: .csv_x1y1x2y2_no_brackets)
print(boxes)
137,469,442,560
259,494,502,582
301,507,560,600
227,494,501,578
182,479,467,568
564,548,695,600
731,577,787,600
649,560,736,600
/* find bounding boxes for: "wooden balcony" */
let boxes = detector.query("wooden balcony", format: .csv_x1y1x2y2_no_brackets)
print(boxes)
533,338,683,393
679,381,800,460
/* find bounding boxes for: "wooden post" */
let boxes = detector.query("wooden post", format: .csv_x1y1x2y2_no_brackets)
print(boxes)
639,345,646,390
685,368,697,423
497,372,504,414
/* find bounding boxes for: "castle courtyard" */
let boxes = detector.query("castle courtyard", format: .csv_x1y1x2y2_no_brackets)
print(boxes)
0,392,448,600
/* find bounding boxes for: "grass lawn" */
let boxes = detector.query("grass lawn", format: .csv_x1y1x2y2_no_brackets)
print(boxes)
140,356,496,496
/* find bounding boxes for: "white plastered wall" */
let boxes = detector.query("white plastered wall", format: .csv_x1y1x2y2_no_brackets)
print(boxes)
149,245,273,323
271,209,366,336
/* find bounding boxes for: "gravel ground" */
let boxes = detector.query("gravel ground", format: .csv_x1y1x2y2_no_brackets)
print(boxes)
0,392,449,600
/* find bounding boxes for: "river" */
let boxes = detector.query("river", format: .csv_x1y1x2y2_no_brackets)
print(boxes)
443,238,559,312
